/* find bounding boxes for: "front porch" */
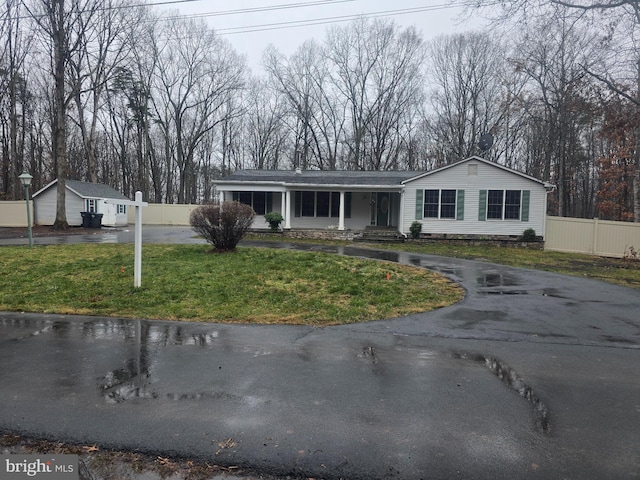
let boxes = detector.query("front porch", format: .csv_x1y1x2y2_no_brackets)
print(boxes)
221,188,403,232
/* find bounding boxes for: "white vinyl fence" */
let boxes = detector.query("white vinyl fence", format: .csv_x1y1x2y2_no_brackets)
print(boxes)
127,203,198,226
544,216,640,258
0,201,34,227
3,202,640,258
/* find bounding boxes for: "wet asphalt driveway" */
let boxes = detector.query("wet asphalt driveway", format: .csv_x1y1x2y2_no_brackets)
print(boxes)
1,227,639,479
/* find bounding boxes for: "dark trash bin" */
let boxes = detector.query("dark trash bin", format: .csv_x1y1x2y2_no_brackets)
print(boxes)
90,213,103,229
80,212,91,228
80,212,103,228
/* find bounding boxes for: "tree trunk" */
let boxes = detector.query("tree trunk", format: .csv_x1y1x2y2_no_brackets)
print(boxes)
52,0,69,229
635,59,640,222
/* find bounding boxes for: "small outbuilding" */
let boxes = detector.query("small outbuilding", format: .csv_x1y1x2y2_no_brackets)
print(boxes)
32,179,130,227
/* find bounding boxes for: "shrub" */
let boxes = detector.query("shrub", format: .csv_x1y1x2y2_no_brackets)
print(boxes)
264,211,284,232
190,201,255,251
521,228,537,242
410,221,423,239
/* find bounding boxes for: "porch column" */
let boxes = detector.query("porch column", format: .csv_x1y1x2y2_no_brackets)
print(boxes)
218,191,225,204
398,190,405,235
284,190,292,229
338,191,345,231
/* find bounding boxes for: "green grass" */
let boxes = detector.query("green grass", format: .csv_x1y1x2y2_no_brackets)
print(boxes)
247,233,640,289
0,244,463,325
361,241,640,289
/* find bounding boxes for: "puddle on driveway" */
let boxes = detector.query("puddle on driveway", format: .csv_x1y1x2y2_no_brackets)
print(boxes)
478,271,520,288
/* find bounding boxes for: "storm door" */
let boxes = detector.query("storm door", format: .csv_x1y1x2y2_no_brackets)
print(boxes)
376,192,390,226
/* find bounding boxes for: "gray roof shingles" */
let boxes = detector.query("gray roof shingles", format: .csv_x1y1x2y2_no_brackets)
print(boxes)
223,170,422,186
65,179,129,200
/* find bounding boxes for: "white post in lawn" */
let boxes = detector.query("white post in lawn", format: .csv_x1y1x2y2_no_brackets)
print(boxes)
105,191,148,288
133,191,147,288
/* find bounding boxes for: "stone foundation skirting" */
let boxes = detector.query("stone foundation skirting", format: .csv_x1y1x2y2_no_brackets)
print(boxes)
281,228,358,241
255,229,543,249
409,236,544,250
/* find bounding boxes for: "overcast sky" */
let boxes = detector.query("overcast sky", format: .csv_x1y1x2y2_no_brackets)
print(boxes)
158,0,486,72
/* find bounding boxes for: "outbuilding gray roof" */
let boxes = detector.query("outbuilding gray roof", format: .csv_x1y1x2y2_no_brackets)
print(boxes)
221,170,422,186
33,179,130,201
65,180,130,200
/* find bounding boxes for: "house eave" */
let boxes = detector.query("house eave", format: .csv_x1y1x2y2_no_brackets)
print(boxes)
215,181,404,191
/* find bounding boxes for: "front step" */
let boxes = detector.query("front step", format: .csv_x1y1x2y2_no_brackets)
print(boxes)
355,226,406,243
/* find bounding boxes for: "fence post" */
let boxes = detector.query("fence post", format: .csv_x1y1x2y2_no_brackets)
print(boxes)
592,217,599,255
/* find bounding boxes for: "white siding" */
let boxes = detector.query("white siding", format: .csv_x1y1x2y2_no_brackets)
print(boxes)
35,186,129,227
99,201,129,227
34,188,84,226
403,160,548,238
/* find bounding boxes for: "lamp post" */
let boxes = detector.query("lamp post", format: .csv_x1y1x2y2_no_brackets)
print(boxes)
18,172,33,248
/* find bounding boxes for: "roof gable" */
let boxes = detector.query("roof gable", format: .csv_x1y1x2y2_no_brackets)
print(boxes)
402,156,547,186
33,179,129,200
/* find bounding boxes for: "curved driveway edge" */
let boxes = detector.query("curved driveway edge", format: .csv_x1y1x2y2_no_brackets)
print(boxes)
1,229,639,479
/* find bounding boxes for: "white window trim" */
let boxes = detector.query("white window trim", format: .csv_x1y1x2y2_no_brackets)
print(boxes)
487,189,522,221
423,189,457,220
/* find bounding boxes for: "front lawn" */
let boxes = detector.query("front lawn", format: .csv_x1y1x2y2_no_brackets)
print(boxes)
0,244,463,325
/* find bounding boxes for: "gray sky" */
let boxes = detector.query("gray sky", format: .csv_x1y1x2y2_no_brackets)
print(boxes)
159,0,485,72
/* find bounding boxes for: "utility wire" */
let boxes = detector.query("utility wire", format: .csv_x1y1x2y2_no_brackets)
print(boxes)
212,3,475,35
171,0,356,21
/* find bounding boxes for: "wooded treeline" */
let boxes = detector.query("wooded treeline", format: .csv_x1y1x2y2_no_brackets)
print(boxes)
1,0,639,221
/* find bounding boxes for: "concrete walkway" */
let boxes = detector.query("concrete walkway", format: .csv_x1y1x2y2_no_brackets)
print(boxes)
1,228,639,479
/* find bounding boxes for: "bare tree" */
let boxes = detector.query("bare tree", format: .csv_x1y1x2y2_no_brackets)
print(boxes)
23,0,100,229
243,77,288,169
68,0,134,184
0,0,33,199
325,18,425,170
152,16,245,203
427,32,508,165
264,40,324,170
470,0,640,220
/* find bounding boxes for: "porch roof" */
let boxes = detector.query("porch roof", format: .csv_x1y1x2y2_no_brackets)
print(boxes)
217,170,422,189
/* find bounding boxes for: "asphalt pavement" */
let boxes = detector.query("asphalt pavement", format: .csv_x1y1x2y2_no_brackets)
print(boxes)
0,227,639,479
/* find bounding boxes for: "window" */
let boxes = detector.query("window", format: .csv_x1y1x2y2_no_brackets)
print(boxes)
86,199,97,213
424,190,439,218
423,189,457,219
487,190,504,219
505,190,521,219
295,191,351,218
440,190,457,219
232,191,272,215
253,192,266,215
117,204,127,215
316,191,330,217
301,191,315,216
330,192,340,217
487,190,521,220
